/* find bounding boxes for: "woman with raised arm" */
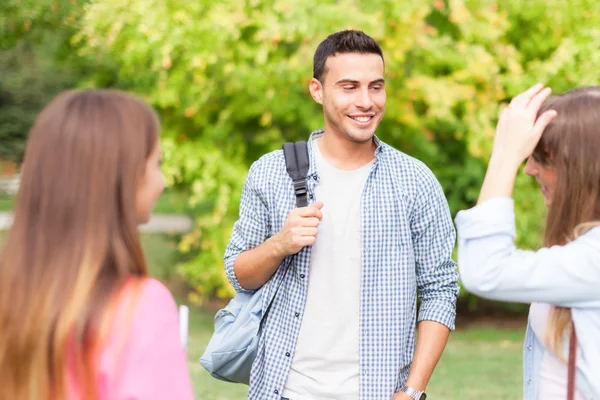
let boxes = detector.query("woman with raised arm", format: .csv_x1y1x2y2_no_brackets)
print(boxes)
456,84,600,399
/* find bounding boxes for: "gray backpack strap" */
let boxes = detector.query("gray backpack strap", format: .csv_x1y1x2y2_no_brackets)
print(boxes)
260,141,310,324
282,141,309,207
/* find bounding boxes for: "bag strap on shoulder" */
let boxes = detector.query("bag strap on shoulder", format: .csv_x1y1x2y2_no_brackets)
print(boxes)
282,141,309,207
259,142,310,324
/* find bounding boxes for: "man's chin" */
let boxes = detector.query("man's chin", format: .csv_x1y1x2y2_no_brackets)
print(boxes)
344,129,376,144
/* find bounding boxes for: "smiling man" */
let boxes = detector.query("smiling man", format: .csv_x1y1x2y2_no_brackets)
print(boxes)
224,30,459,400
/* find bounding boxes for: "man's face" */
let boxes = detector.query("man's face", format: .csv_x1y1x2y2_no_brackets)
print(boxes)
310,52,386,144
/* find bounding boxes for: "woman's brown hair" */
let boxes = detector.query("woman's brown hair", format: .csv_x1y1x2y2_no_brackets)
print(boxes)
0,89,160,400
532,86,600,358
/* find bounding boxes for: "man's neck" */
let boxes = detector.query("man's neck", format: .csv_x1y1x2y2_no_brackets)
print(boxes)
318,129,376,171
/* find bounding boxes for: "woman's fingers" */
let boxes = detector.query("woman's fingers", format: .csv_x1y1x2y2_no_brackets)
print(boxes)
510,83,544,109
527,87,553,112
531,109,558,139
492,83,557,166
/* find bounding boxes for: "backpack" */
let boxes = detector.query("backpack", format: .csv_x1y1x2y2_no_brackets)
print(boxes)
199,141,309,384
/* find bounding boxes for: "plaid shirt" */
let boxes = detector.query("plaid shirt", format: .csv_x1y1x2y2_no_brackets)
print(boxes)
224,130,459,400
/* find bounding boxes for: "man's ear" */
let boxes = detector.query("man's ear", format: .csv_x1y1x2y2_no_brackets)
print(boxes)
309,78,324,105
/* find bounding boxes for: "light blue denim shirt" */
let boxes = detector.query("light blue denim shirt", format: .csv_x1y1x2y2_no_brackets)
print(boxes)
455,197,600,400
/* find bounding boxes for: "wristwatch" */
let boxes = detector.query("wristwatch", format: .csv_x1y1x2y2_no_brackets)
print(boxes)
400,385,427,400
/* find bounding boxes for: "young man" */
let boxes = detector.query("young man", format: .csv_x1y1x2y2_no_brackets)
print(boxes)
224,30,459,400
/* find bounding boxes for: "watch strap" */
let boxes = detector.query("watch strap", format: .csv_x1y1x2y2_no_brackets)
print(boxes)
400,385,426,400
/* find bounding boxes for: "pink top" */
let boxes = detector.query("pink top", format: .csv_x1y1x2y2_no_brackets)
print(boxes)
68,278,194,400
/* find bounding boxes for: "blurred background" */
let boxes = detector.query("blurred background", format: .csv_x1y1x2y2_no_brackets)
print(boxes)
1,0,598,398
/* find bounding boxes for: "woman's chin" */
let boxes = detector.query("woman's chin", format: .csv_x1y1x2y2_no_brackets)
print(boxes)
136,213,151,226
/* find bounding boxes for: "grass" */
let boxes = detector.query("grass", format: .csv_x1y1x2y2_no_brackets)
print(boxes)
141,232,183,281
426,329,523,399
0,195,13,212
0,231,525,399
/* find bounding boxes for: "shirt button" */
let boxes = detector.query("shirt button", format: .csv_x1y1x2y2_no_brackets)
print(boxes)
294,312,299,317
285,352,290,357
309,194,314,200
274,389,279,395
527,345,532,350
527,379,532,385
300,274,305,278
312,175,317,180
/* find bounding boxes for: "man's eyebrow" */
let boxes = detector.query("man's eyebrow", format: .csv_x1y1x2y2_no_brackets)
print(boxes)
334,78,385,85
335,79,359,85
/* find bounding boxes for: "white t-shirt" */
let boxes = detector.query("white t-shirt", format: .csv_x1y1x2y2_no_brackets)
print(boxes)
529,303,584,400
282,139,374,400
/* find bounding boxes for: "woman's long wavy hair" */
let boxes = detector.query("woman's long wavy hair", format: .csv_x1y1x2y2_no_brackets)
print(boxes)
0,89,159,400
532,86,600,358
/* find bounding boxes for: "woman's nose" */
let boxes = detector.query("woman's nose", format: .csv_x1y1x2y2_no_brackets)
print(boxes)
523,157,538,176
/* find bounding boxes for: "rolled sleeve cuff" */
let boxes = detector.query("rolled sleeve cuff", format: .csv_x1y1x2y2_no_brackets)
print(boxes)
224,254,256,294
454,197,516,241
418,300,456,331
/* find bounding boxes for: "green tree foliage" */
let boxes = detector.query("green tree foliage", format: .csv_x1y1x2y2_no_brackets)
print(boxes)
51,0,600,304
0,0,86,50
0,0,90,163
0,42,81,163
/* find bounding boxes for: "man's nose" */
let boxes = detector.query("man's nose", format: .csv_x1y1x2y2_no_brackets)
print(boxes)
355,88,373,110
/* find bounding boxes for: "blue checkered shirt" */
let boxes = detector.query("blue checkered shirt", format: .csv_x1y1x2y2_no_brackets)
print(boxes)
224,129,459,400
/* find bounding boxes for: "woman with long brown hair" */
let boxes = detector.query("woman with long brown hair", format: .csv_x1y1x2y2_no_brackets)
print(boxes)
456,84,600,399
0,90,194,400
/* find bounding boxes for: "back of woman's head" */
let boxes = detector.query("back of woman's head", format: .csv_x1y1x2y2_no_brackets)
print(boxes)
0,89,160,400
533,86,600,246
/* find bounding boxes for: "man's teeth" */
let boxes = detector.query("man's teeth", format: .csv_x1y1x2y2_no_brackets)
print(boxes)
351,116,371,122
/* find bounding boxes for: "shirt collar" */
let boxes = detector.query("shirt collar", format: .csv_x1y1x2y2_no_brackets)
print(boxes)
306,128,385,178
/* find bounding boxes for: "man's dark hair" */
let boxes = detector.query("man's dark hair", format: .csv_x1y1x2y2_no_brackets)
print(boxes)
313,30,384,83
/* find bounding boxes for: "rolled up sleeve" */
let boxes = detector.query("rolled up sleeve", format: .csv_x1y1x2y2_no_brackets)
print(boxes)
413,179,460,330
224,163,270,293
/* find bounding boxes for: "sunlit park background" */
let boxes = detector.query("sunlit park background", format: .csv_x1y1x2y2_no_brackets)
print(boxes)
1,0,599,398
